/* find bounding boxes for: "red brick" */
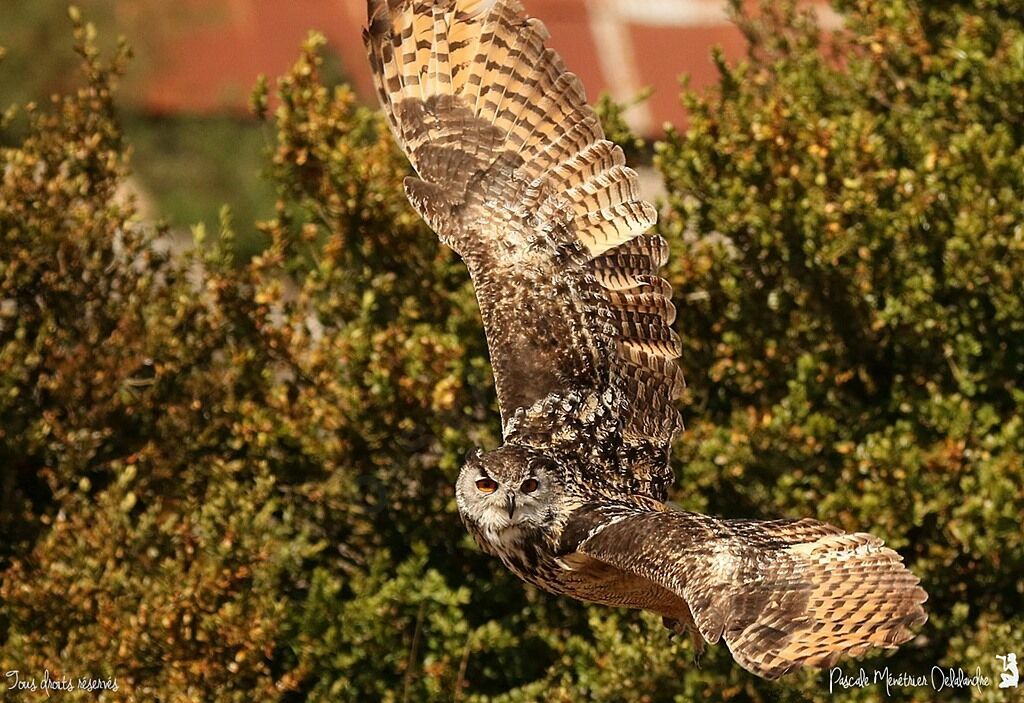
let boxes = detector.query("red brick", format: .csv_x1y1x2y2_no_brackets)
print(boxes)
134,1,839,134
629,22,747,131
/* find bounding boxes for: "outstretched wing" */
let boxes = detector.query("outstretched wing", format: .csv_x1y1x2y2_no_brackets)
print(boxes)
365,0,683,499
558,503,928,679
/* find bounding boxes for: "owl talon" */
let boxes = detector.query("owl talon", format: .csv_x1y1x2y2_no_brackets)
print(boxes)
663,617,708,668
662,616,688,640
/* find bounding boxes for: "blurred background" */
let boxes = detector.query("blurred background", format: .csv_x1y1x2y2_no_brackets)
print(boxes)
0,0,836,255
4,2,1023,700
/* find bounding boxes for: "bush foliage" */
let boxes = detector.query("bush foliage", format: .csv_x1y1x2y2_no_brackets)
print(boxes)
2,2,1022,701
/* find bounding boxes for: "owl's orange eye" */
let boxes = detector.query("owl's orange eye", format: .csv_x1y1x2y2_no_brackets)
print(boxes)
521,478,539,494
476,478,498,494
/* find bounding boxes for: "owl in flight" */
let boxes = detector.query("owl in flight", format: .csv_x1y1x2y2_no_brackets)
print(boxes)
365,0,926,679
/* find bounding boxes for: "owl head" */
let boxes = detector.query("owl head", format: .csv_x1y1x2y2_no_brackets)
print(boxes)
455,444,563,533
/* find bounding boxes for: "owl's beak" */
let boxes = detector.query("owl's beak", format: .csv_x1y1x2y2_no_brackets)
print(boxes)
505,493,516,519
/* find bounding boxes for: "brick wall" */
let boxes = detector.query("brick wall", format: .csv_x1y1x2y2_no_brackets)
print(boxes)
138,0,838,135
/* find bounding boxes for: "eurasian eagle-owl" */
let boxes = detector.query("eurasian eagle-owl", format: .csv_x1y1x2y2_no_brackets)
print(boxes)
364,0,926,679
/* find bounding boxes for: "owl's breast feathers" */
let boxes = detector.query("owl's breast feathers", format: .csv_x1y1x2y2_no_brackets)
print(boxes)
466,477,685,615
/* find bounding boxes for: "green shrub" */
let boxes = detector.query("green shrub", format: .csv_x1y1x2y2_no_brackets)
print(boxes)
1,2,1021,701
657,0,1024,699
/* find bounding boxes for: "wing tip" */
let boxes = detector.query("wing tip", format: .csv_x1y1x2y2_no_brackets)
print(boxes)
728,534,930,679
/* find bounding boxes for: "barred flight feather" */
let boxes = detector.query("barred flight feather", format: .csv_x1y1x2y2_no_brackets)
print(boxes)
366,0,926,683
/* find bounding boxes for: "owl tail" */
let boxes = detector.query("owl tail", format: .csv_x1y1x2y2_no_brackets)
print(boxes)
719,530,928,679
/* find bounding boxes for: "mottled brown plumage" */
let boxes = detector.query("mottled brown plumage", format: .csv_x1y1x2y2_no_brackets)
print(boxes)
364,0,927,680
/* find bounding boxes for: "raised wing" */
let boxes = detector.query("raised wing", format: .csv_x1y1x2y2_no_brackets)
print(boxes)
558,503,928,679
365,0,683,499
